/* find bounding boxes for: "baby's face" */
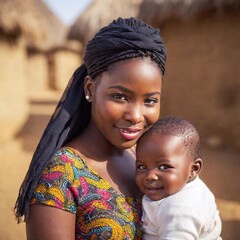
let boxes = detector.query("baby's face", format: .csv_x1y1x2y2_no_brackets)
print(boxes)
135,134,193,201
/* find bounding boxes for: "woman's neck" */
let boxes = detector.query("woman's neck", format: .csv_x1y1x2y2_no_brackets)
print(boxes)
67,122,125,161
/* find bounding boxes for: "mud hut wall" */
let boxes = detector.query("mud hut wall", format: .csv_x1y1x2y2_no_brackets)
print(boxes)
159,10,240,149
0,36,29,143
50,50,82,90
27,51,49,91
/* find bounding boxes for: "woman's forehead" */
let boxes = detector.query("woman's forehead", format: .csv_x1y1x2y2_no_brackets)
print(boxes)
98,59,163,89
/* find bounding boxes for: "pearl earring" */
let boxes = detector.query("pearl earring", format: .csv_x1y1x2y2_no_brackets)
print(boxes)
85,95,90,100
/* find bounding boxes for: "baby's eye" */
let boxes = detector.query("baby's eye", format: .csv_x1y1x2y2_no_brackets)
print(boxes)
136,165,147,171
159,165,170,171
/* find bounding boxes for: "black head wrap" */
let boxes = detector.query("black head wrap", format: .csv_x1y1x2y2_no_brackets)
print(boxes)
85,17,166,77
15,17,167,221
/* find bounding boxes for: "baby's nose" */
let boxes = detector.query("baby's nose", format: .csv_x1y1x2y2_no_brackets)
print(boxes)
146,169,159,181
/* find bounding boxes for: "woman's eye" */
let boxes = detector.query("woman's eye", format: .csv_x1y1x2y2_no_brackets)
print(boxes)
111,93,127,101
144,98,158,106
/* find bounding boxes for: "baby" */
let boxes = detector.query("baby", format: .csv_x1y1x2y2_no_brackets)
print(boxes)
135,116,222,239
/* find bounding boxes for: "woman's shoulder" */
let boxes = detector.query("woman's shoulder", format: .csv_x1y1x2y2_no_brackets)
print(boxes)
48,146,86,170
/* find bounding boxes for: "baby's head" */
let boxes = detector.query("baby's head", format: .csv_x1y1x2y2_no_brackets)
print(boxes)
142,116,201,159
135,116,202,201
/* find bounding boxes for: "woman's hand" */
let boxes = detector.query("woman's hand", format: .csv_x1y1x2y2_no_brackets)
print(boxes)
26,204,76,240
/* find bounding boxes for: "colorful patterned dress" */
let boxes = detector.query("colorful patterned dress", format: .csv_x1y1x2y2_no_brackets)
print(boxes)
31,147,142,239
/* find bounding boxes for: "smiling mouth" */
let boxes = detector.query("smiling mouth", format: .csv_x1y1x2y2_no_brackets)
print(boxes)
118,128,142,140
147,187,162,190
145,186,163,193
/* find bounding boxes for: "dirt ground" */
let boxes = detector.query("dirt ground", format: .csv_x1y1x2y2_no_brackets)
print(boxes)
1,92,240,239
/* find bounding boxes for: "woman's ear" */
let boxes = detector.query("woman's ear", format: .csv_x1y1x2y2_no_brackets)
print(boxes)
188,158,203,182
84,75,95,102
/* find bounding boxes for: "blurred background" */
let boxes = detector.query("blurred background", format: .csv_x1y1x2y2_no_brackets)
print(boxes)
0,0,239,239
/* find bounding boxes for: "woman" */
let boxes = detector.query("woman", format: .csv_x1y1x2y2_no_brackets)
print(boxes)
15,17,167,239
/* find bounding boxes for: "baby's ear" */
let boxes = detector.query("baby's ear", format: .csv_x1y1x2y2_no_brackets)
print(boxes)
189,158,203,182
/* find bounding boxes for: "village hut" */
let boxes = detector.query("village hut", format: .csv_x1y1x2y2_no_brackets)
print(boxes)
27,0,82,92
67,0,143,50
0,0,48,144
47,40,82,90
26,0,69,92
0,0,82,144
138,0,240,150
26,0,64,91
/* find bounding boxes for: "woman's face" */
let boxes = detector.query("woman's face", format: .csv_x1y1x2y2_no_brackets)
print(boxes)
85,58,163,149
135,134,193,201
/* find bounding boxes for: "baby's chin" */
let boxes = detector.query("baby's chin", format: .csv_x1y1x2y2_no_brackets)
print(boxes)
144,190,166,201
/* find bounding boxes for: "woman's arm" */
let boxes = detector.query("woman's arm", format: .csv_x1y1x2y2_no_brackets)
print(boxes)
26,204,76,240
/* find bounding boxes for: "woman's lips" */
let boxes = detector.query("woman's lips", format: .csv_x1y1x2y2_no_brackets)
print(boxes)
118,127,142,140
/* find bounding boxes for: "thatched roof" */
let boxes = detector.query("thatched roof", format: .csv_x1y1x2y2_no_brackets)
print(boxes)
32,0,67,48
0,0,67,48
0,0,40,40
138,0,240,27
67,0,143,48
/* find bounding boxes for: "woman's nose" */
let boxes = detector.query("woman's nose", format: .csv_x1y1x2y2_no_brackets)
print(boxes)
145,169,159,181
123,103,144,124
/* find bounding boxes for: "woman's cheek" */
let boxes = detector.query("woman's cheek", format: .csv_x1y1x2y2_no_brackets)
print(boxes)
146,105,161,126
